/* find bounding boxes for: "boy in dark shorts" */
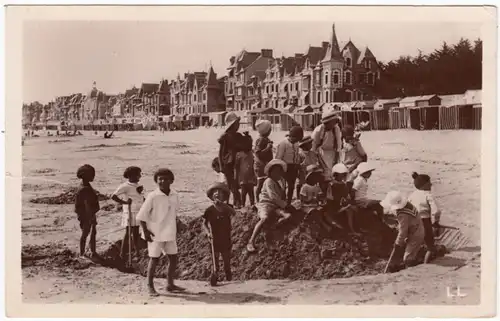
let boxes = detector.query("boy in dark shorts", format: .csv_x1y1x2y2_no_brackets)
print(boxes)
235,134,257,208
202,182,235,285
254,119,273,201
74,164,100,259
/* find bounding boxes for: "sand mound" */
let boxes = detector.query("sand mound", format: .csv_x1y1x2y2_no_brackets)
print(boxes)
22,243,94,270
99,208,420,281
30,186,110,205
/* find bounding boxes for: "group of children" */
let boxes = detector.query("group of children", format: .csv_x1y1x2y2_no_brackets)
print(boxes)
72,110,442,296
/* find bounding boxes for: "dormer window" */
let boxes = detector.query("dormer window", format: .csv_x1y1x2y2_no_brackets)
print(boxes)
368,60,372,69
325,71,329,85
346,57,352,67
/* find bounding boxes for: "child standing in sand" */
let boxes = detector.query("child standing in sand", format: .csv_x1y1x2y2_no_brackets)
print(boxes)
74,164,100,259
408,172,442,263
111,166,145,260
202,182,235,285
275,126,304,205
235,134,257,208
218,112,243,208
136,168,184,296
246,159,296,253
254,120,273,202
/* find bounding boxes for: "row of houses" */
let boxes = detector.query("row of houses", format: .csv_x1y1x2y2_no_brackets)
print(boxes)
24,22,384,126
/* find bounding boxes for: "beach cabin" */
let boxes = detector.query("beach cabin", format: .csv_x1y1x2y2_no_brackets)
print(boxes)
374,98,402,110
248,107,281,131
464,89,481,107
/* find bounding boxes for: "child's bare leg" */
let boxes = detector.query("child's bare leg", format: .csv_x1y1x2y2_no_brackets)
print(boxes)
132,227,140,254
240,185,248,207
296,184,302,201
120,227,129,258
255,179,264,202
221,250,232,281
346,209,359,234
247,185,255,206
80,224,91,256
147,257,159,296
167,254,185,291
89,223,97,255
248,218,267,248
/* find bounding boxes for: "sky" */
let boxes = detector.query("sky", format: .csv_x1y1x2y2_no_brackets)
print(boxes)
23,20,482,103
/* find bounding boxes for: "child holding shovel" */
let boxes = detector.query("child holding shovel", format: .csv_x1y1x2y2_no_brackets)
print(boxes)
111,166,145,262
202,182,235,286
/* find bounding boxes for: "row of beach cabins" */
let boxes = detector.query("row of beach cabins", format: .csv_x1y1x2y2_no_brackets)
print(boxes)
32,91,482,133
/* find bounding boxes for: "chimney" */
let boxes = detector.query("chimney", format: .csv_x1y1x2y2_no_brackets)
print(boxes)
261,49,273,58
322,42,329,50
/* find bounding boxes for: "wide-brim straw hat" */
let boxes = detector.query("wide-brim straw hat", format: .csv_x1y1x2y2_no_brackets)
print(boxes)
255,119,272,135
332,163,348,174
206,182,230,199
298,135,313,147
225,112,241,130
380,190,407,212
321,110,342,124
264,159,287,176
305,164,322,182
356,162,376,175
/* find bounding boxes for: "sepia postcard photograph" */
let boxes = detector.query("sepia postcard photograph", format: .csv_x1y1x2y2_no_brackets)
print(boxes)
4,4,497,318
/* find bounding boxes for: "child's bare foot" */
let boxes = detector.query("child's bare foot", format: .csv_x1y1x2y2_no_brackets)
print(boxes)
148,287,159,297
166,284,186,292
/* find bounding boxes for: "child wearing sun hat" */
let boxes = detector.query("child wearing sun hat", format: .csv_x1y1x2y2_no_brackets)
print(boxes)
381,190,425,272
246,159,296,253
202,182,235,284
350,162,384,219
254,119,274,202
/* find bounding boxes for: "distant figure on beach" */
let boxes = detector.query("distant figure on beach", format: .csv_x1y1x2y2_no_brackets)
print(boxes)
104,131,114,139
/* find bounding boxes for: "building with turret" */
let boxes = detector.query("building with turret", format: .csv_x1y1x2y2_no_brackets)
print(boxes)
170,66,225,116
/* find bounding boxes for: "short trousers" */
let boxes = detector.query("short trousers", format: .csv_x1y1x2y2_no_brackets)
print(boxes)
254,162,267,179
79,216,97,230
121,212,139,227
148,240,178,257
256,203,289,220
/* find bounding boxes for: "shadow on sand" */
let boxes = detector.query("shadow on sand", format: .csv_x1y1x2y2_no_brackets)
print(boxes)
432,256,468,268
160,290,281,304
457,246,481,253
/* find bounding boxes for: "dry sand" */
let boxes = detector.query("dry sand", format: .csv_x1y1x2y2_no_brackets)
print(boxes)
21,128,481,305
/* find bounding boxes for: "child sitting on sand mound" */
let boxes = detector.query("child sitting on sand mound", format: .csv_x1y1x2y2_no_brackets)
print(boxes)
246,159,296,253
202,182,235,286
350,162,384,220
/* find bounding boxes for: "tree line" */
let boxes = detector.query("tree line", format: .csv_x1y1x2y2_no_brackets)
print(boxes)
374,38,482,98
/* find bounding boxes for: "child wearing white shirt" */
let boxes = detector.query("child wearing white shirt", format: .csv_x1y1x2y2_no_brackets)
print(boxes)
136,168,185,297
408,172,442,263
351,162,384,220
111,166,144,260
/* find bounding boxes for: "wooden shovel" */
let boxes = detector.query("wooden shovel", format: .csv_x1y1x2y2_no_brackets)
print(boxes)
434,223,470,251
209,230,218,286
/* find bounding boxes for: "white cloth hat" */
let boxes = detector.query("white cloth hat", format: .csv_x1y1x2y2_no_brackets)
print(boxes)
255,119,272,135
356,162,375,175
332,163,348,174
321,110,342,124
225,112,240,130
264,159,287,176
380,191,408,212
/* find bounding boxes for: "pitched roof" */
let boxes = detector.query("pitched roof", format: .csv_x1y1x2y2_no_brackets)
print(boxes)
158,80,170,93
140,83,159,94
439,94,465,106
357,47,375,64
125,87,139,97
234,50,261,71
322,23,342,62
305,46,326,65
206,66,218,86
